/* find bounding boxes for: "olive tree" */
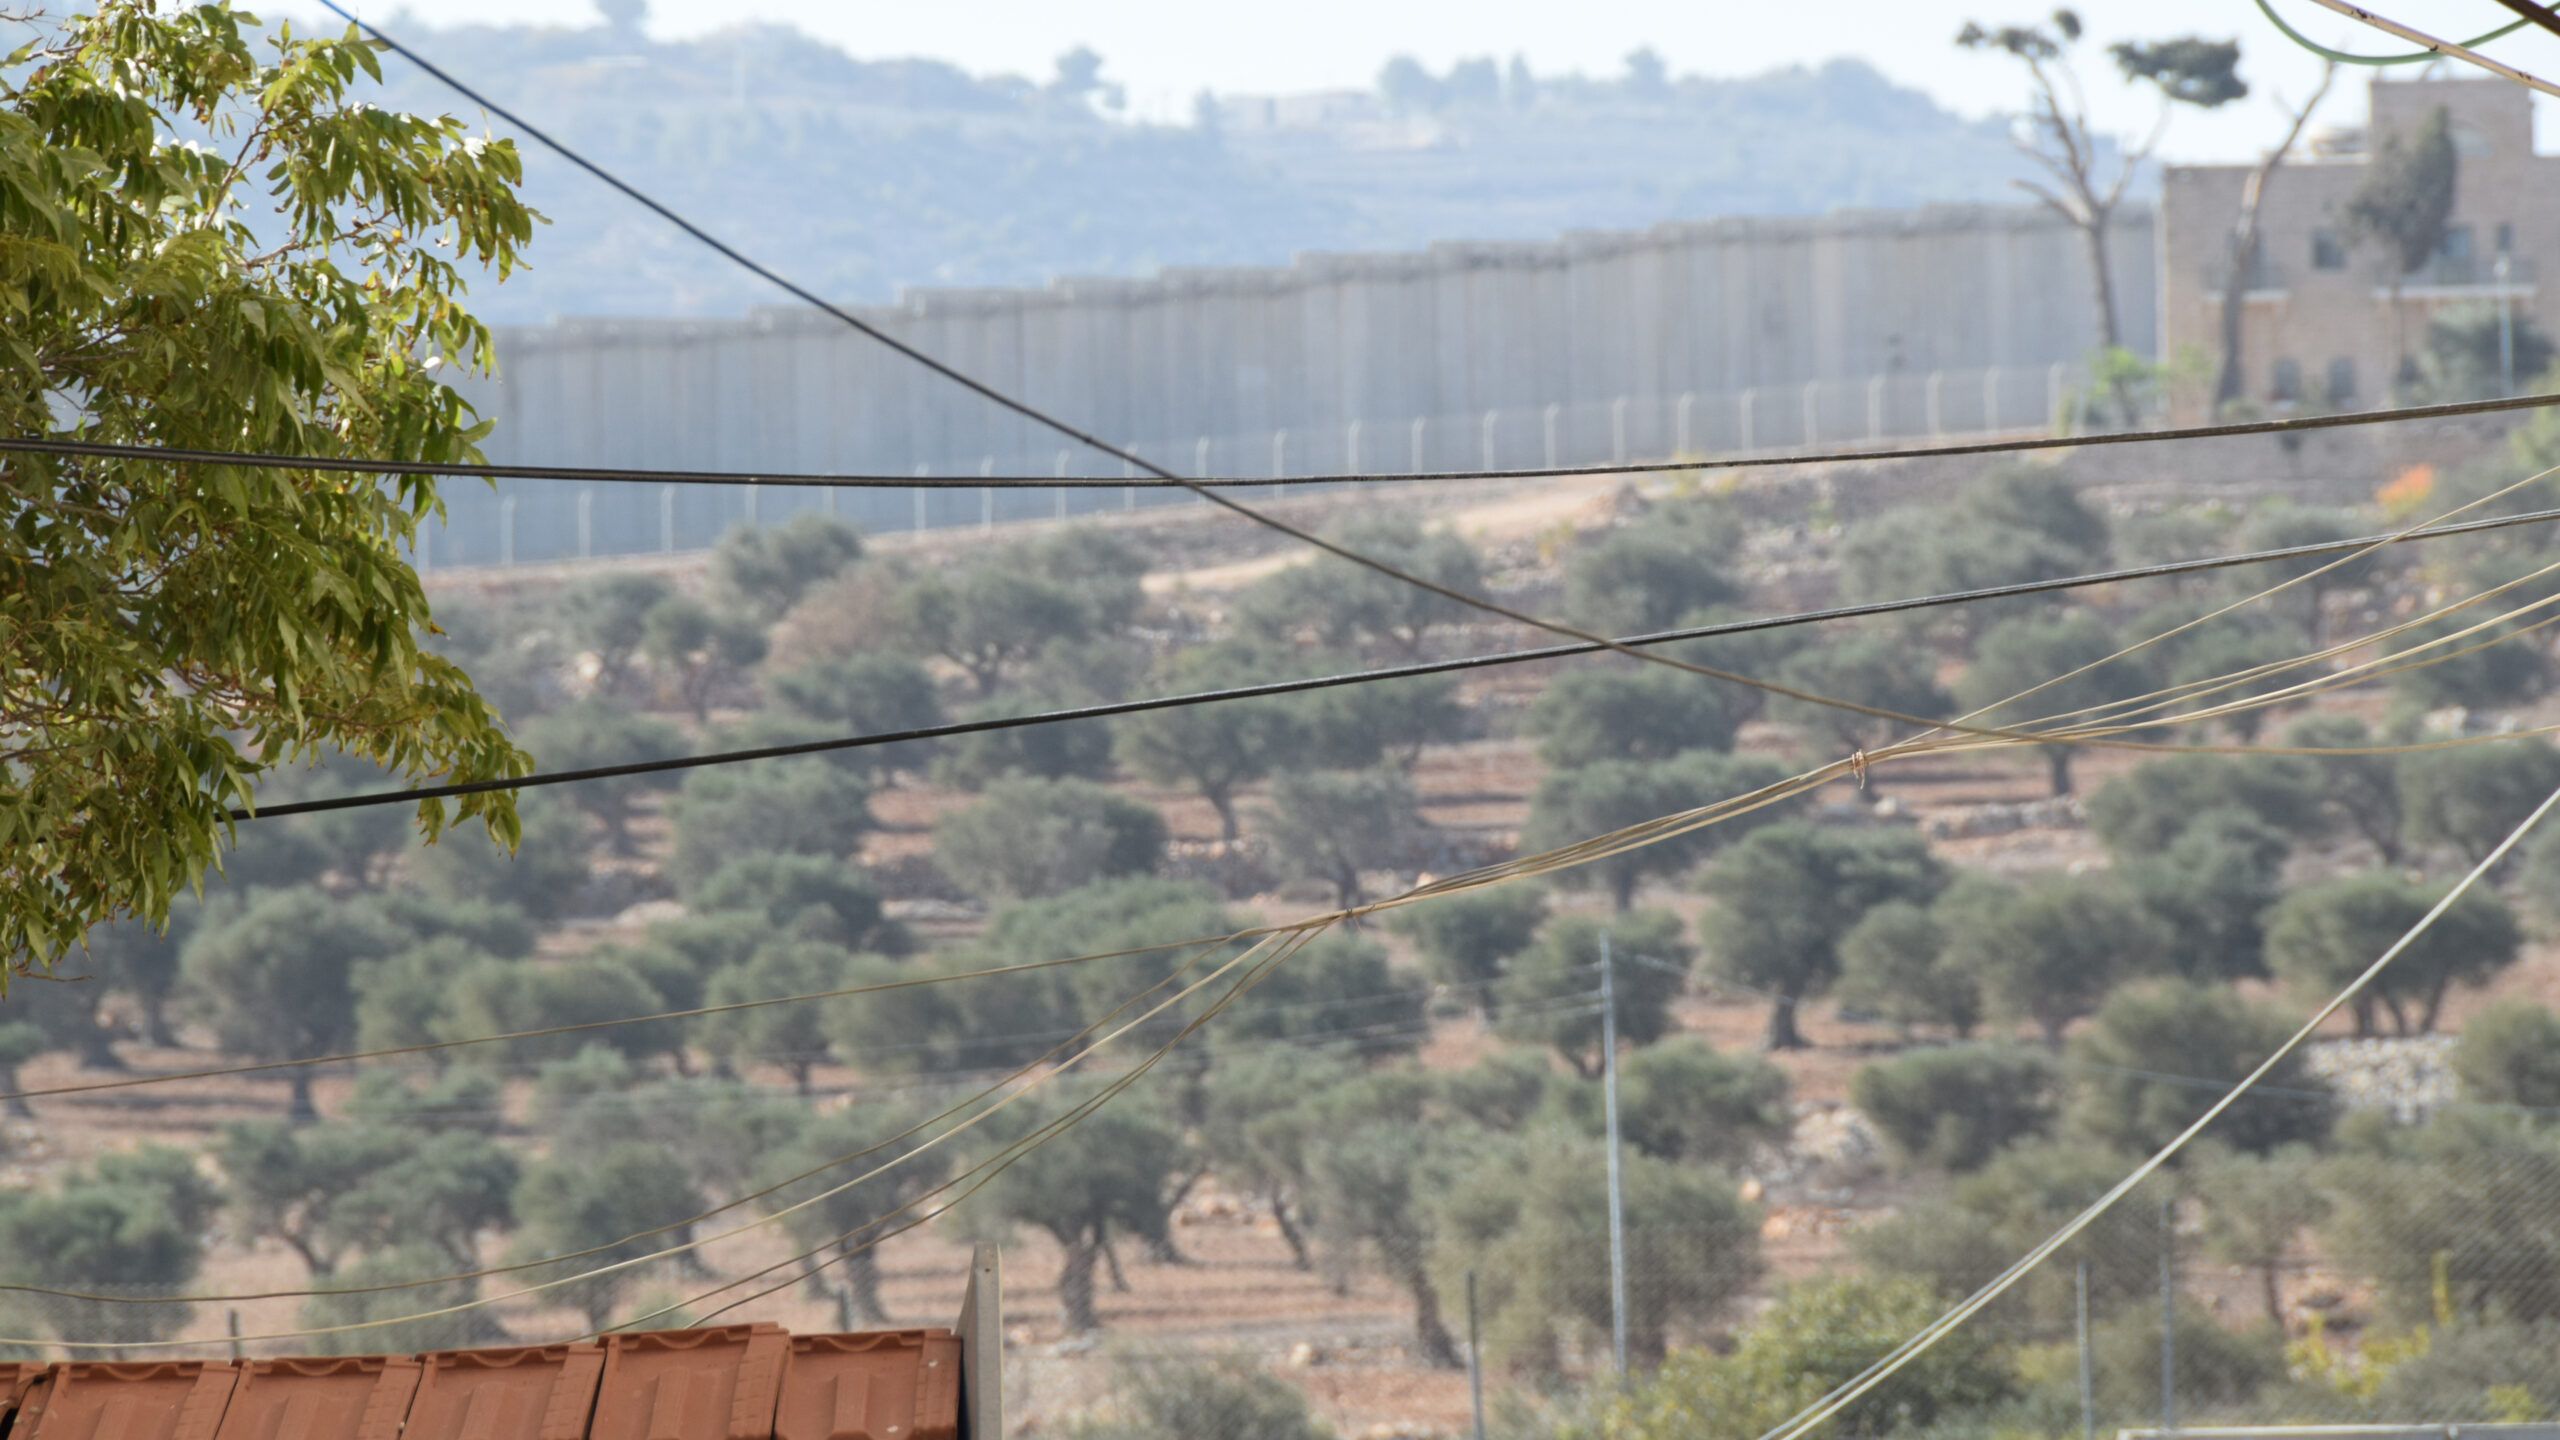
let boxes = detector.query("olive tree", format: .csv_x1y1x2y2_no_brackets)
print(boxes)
1939,873,2168,1047
1259,769,1427,911
515,705,689,853
2066,980,2333,1154
180,888,405,1118
1432,1128,1761,1372
934,777,1167,900
1522,752,1791,911
2266,874,2519,1036
1700,823,1947,1050
1498,910,1690,1075
1388,888,1547,1016
712,514,864,620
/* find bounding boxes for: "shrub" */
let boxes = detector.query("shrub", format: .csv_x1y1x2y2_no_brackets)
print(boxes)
1853,1044,2058,1172
2452,1001,2560,1109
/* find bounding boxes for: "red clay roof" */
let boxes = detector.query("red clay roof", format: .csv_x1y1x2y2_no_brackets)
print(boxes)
0,1328,960,1440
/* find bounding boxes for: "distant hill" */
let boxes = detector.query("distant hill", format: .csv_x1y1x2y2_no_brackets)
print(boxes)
351,20,2116,324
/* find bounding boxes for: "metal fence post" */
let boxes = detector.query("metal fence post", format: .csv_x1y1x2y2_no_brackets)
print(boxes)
1926,370,1946,438
1480,409,1498,472
913,465,929,533
1345,418,1363,476
1410,415,1428,473
1983,366,2002,431
1602,931,1629,1377
1195,435,1212,480
1739,389,1757,451
2161,1194,2178,1434
1466,1270,1488,1440
1611,395,1629,464
2078,1260,2095,1440
576,487,593,560
1271,428,1288,480
742,481,758,531
1543,403,1561,470
660,484,676,553
1676,391,1696,456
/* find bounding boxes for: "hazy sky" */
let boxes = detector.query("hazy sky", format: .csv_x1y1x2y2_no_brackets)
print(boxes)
293,0,2560,163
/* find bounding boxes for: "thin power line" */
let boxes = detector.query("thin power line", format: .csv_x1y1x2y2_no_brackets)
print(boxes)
236,502,2560,822
2251,0,2532,62
2297,0,2560,96
11,391,2558,490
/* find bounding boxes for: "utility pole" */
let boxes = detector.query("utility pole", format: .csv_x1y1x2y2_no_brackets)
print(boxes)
1601,931,1630,1377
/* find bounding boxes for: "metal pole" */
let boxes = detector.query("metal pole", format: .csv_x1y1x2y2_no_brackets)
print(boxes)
2498,253,2516,394
912,466,929,533
2078,1260,2096,1440
2161,1194,2178,1434
576,487,593,560
1601,931,1629,1377
1543,404,1561,469
1611,396,1629,464
660,484,676,553
1410,415,1428,473
1466,1270,1488,1440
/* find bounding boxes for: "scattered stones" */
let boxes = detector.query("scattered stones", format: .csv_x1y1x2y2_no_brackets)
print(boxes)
2300,1034,2458,1123
1919,795,2085,840
1286,1341,1323,1368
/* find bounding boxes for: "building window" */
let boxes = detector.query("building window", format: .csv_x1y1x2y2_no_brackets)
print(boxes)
2327,357,2357,402
2311,228,2348,271
2272,358,2304,403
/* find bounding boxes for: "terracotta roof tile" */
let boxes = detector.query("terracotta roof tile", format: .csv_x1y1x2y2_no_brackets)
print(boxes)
588,1326,790,1440
14,1361,239,1440
403,1343,604,1440
212,1356,420,1440
0,1326,962,1440
775,1331,960,1440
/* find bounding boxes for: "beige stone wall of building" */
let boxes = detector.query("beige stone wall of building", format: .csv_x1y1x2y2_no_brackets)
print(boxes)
2161,75,2559,415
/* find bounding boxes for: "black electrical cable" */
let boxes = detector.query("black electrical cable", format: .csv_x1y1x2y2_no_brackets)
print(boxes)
10,390,2558,491
236,502,2560,822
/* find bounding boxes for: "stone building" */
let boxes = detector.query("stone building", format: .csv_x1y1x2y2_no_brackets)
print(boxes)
2159,73,2557,412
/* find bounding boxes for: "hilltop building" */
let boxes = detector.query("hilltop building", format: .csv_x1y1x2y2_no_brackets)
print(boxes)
2159,73,2558,411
